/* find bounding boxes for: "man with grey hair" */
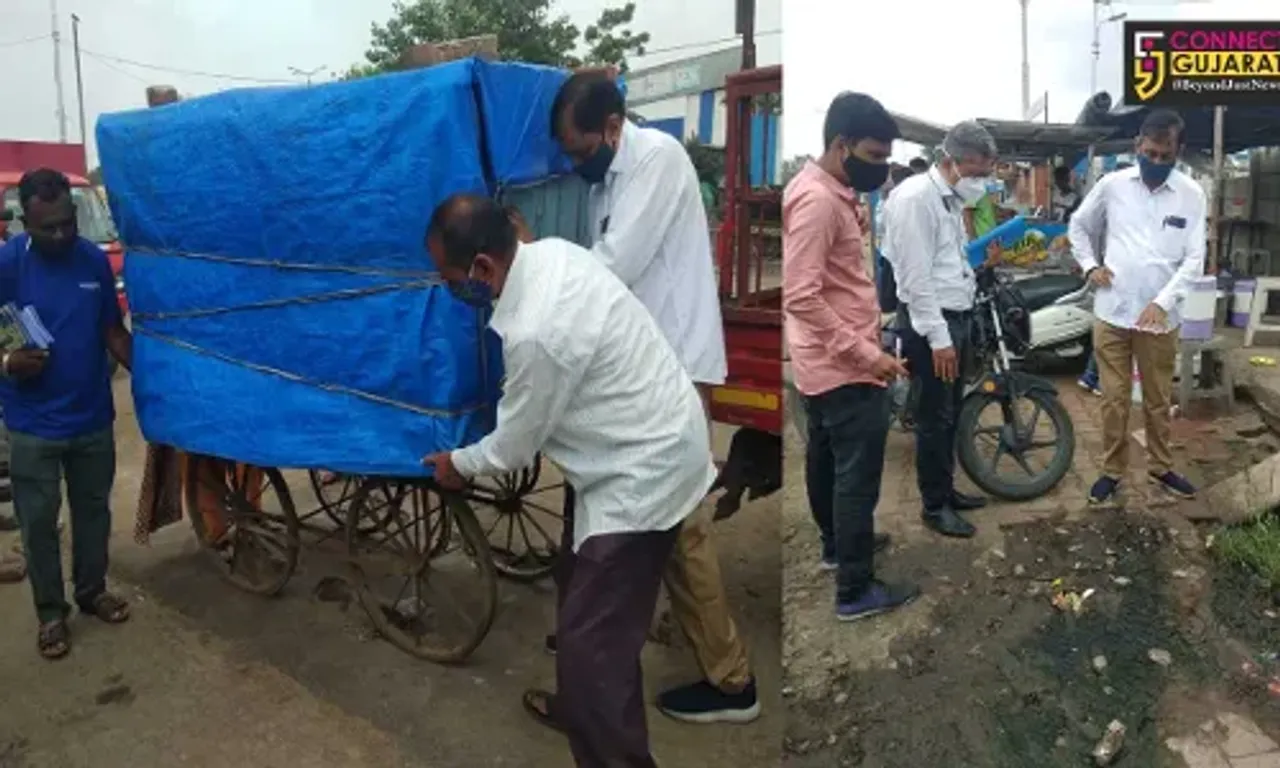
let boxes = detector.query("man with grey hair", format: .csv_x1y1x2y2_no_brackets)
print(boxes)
882,120,999,539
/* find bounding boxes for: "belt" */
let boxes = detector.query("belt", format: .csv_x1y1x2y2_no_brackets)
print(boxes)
900,305,973,320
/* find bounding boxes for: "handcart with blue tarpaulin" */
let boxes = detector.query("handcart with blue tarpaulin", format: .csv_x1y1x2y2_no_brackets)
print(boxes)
97,58,614,664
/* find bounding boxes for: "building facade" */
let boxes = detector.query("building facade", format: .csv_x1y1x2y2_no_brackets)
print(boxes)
626,47,782,186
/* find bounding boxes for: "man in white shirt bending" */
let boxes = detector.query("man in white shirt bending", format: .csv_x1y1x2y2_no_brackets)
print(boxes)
1069,110,1205,506
549,72,760,726
422,194,714,768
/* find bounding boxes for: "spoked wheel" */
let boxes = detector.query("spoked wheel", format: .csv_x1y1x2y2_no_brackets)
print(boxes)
185,456,300,596
467,459,566,582
308,470,394,533
956,387,1075,501
346,480,497,664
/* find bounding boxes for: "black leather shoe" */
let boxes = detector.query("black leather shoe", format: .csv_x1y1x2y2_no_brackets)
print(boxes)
950,491,987,511
922,507,976,538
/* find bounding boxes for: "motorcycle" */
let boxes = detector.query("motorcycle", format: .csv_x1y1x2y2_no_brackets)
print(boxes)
956,266,1077,500
1008,271,1094,367
883,266,1079,501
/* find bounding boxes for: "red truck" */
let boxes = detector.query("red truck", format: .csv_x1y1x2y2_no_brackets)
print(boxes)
0,140,126,314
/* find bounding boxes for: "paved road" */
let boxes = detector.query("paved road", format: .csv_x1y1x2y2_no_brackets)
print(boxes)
0,379,781,768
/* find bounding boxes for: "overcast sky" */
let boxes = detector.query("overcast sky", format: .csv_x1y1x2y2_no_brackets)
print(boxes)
783,0,1272,161
2,0,779,168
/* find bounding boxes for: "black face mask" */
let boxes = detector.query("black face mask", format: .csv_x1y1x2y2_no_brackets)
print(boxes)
574,142,616,185
448,278,493,309
842,155,889,193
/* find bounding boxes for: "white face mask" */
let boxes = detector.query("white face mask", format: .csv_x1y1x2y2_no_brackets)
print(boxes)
954,175,990,204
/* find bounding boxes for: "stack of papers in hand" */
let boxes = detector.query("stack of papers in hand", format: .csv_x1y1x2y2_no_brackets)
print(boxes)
0,303,53,353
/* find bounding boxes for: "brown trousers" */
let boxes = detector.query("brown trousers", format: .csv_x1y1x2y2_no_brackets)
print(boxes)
673,384,753,691
556,524,680,767
554,386,753,699
1093,321,1178,477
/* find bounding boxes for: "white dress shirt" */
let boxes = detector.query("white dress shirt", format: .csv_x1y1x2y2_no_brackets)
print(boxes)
587,120,728,385
1069,165,1207,330
450,238,715,552
882,166,976,349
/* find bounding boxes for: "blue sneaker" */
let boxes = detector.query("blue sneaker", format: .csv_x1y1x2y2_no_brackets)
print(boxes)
657,679,761,724
1077,374,1101,396
1088,476,1121,505
836,581,920,622
1150,471,1196,499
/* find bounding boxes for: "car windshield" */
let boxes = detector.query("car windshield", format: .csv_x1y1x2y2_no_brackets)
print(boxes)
1,185,119,244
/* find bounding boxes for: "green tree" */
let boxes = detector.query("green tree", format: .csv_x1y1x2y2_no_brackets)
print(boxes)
779,155,812,187
580,4,650,74
683,137,724,187
347,0,649,78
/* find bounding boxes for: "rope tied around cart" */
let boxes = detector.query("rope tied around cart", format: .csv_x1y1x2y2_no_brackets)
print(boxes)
125,245,493,419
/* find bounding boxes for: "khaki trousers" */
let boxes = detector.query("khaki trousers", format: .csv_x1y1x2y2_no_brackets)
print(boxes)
662,384,753,691
1093,321,1177,477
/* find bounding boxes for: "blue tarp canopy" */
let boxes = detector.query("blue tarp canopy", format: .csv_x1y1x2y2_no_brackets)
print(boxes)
1083,103,1280,157
97,58,589,477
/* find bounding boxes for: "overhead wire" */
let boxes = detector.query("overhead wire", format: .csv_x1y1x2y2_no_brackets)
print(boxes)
0,34,51,49
635,29,781,59
78,48,298,84
72,27,781,86
82,51,152,86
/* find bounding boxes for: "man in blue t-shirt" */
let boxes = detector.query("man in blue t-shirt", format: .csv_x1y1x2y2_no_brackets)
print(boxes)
0,169,133,659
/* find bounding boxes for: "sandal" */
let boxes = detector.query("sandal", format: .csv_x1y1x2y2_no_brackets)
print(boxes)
78,592,131,624
38,620,70,660
522,688,565,734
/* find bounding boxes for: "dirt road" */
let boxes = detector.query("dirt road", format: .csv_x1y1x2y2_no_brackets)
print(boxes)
0,380,781,768
782,378,1280,767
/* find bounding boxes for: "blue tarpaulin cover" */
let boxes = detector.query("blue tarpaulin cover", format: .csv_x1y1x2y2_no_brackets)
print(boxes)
97,57,586,477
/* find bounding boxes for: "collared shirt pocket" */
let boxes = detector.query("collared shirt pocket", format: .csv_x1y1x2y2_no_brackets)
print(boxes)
78,280,103,302
1154,216,1188,263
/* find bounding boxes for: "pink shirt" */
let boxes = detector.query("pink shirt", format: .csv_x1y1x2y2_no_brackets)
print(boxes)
782,161,884,397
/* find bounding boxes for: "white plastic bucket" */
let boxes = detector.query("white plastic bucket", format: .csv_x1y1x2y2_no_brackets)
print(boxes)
1179,276,1218,340
1232,278,1256,328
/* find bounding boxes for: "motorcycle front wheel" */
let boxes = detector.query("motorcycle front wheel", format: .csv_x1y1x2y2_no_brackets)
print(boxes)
956,388,1074,501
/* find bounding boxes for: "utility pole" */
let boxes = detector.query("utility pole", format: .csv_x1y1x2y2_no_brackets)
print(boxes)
288,65,327,85
1209,105,1225,272
736,0,756,71
71,13,88,168
1091,1,1128,96
50,0,68,141
1019,0,1030,118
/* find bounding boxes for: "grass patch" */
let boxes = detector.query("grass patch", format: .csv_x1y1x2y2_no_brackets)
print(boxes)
1213,512,1280,589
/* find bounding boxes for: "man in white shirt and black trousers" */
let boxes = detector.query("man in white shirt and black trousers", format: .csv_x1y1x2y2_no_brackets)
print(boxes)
422,194,715,768
883,122,999,539
546,72,761,725
1068,109,1204,505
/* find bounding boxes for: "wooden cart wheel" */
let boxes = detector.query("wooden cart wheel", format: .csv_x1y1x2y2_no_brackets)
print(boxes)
308,470,396,533
346,480,497,664
185,456,300,596
467,457,566,583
